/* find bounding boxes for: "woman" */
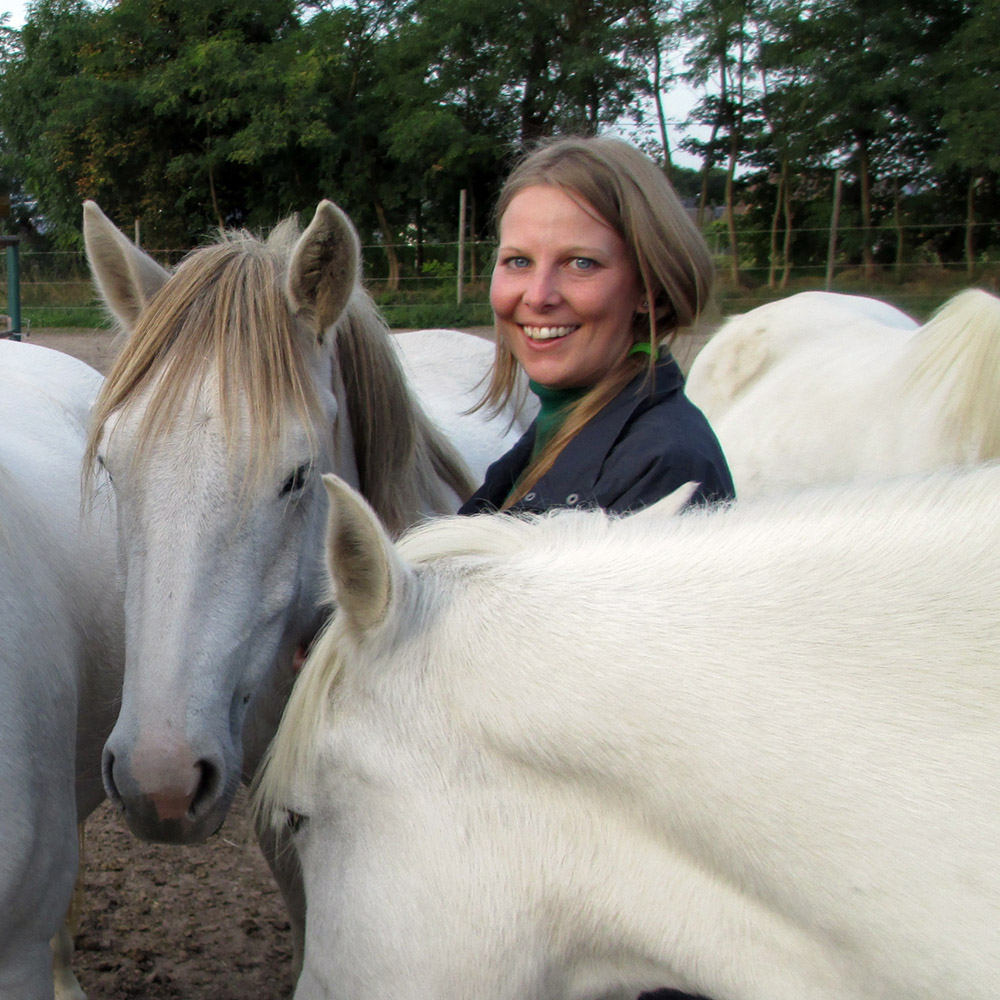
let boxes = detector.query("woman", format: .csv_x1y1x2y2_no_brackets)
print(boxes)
459,135,734,518
461,135,725,1000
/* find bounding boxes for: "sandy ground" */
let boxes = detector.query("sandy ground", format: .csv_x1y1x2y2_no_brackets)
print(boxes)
20,323,713,1000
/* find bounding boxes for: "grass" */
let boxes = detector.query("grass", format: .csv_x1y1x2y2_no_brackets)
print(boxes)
3,270,993,330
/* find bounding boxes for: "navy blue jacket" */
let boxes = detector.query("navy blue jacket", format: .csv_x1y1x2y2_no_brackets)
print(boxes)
459,354,735,516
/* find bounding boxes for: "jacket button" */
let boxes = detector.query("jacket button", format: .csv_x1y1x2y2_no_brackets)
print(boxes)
566,493,579,505
524,492,536,501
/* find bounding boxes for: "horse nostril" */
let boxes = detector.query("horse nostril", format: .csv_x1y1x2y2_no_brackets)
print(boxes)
190,758,222,816
101,747,123,806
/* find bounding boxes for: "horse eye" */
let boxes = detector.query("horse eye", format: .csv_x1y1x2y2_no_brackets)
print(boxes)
280,463,311,497
96,455,113,483
285,810,307,834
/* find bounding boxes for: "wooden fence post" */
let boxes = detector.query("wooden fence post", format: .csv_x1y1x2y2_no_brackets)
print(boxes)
825,169,843,291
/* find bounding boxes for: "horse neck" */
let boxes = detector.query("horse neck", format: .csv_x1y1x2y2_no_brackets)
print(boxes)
334,296,474,533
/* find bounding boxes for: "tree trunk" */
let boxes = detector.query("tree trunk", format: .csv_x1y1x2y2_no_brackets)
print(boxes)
826,168,844,291
725,131,740,285
207,158,224,230
374,199,400,291
768,162,785,289
893,176,904,280
468,190,477,284
696,122,720,229
858,139,875,280
780,162,793,289
650,41,675,178
965,173,977,277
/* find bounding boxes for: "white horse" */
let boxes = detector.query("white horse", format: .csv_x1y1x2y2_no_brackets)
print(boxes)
81,199,528,967
255,465,1000,1000
0,339,124,999
684,289,1000,496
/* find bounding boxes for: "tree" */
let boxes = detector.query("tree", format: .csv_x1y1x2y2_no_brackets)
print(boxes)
932,0,1000,273
0,0,101,245
0,0,303,246
773,0,966,278
681,0,760,283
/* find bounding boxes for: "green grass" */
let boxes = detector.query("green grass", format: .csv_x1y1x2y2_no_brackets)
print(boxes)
17,305,111,329
4,270,992,329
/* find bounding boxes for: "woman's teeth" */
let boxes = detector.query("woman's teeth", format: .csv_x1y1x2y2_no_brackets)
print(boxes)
523,325,575,341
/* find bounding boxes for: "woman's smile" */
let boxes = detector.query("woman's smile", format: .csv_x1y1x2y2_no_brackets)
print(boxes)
520,324,579,342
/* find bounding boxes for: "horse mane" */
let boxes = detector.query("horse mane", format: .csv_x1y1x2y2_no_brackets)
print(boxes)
333,290,474,535
253,461,1000,835
903,288,1000,462
85,218,475,528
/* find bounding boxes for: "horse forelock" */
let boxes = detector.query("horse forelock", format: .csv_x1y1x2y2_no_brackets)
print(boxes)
86,227,324,486
252,609,346,833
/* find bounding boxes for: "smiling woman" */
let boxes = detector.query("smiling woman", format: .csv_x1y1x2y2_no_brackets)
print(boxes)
460,134,734,517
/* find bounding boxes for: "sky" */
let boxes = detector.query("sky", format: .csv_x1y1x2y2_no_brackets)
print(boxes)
2,0,704,169
2,1,25,27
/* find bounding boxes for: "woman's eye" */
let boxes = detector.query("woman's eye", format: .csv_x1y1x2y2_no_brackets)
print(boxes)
503,255,530,269
571,257,598,271
280,463,311,497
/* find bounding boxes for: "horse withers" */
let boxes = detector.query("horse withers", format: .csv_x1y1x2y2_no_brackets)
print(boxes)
256,466,1000,1000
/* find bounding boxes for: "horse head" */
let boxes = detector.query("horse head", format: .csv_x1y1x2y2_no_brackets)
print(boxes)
84,200,358,843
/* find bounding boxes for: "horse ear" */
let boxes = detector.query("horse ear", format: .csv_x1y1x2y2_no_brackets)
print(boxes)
322,473,404,636
634,482,700,520
286,201,360,336
83,201,170,330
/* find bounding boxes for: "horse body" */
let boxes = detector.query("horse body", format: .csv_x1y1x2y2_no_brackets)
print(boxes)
391,327,534,482
0,339,123,999
257,466,1000,1000
685,289,1000,496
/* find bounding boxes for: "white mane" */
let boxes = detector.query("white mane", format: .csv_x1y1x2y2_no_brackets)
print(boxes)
257,463,1000,835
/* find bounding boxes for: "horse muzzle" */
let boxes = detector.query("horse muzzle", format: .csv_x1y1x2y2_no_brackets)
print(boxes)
101,730,237,844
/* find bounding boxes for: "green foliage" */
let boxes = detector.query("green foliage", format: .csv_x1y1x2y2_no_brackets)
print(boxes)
0,0,994,282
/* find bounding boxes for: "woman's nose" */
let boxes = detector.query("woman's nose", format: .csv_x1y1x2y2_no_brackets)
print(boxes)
523,269,562,309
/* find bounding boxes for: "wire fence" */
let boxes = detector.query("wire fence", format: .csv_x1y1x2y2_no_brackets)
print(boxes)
2,222,997,329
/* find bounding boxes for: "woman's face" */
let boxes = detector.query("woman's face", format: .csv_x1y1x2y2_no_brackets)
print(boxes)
490,184,645,390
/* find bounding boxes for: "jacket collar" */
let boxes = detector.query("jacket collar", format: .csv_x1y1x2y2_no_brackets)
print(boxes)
515,354,685,509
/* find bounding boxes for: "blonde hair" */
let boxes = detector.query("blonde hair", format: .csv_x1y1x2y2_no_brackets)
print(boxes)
480,135,716,507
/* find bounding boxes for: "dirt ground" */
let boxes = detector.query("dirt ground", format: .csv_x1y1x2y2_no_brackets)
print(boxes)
22,323,713,1000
